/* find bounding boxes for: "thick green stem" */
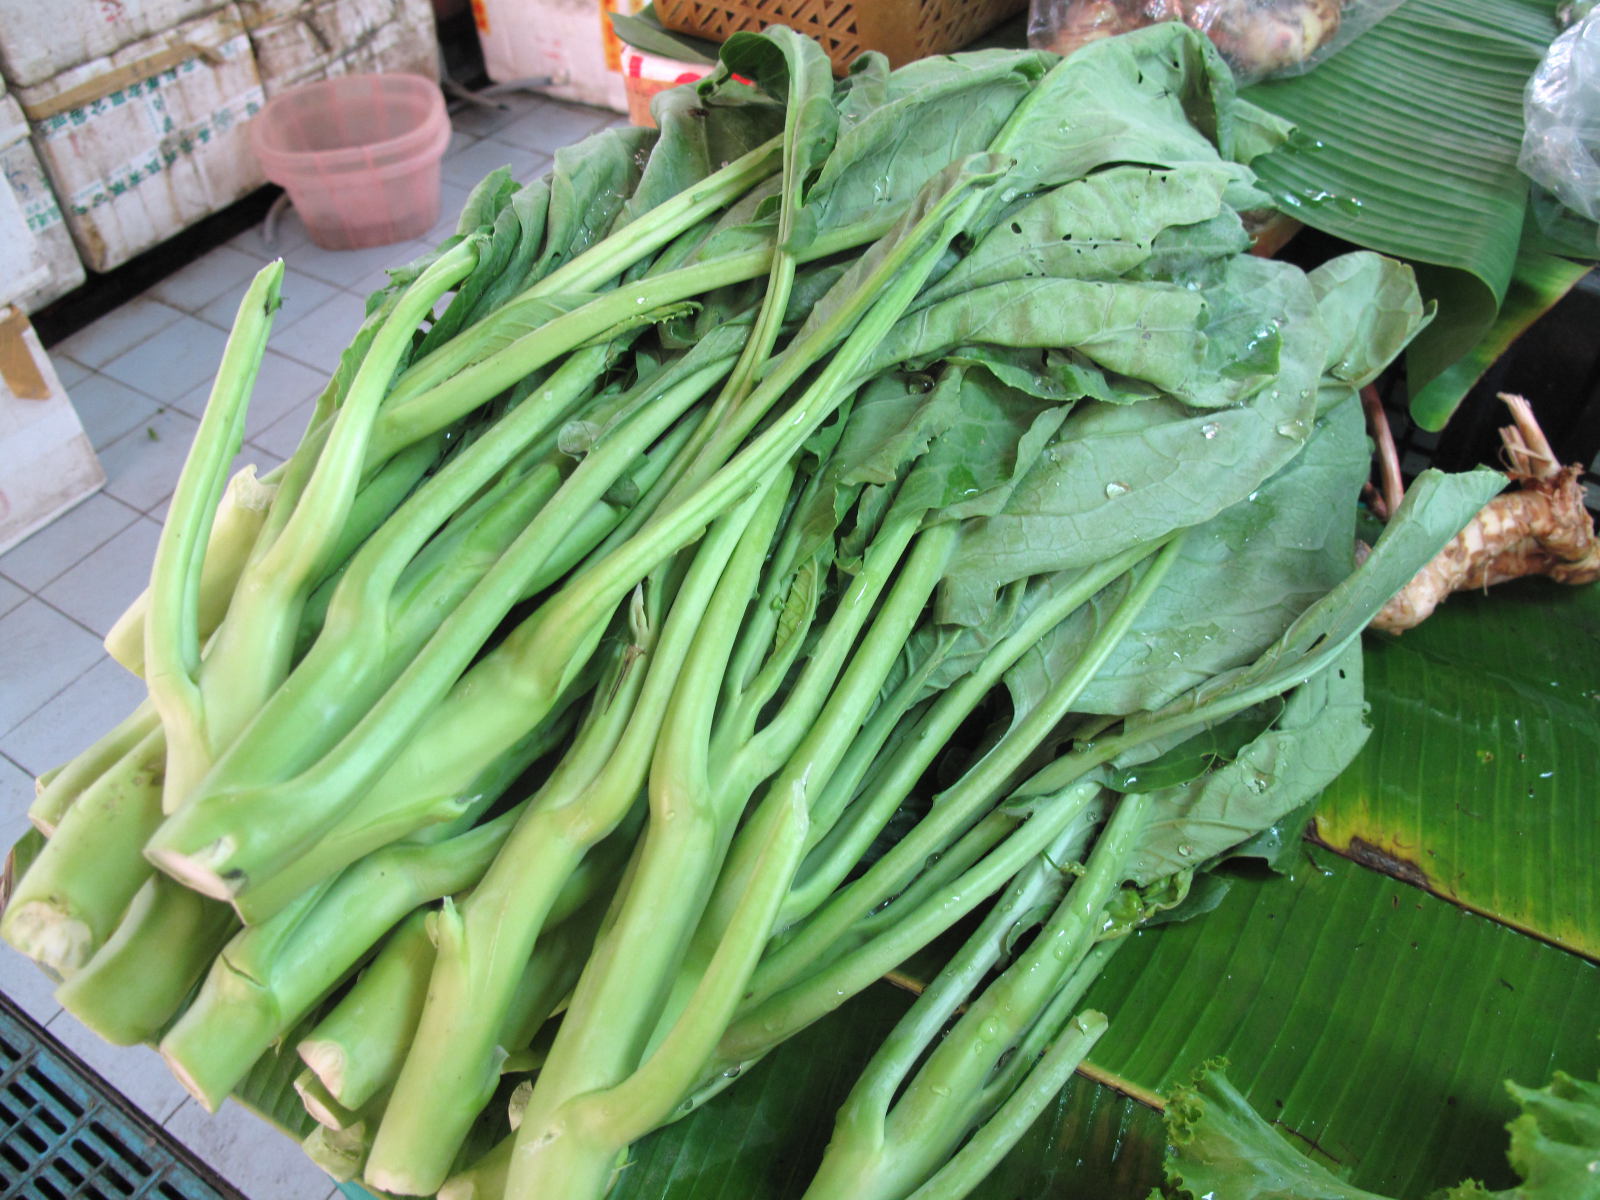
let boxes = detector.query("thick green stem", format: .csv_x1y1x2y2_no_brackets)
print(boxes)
494,482,791,1200
439,1136,513,1200
299,911,434,1109
145,262,283,805
718,778,1104,1067
229,703,580,923
175,242,479,813
754,535,1183,999
107,464,278,676
903,1013,1107,1200
26,699,159,836
161,803,529,1109
149,352,727,908
561,783,807,1148
304,1118,375,1183
362,600,668,1193
166,343,610,814
839,792,1151,1197
53,876,236,1045
297,1068,361,1130
1,729,165,974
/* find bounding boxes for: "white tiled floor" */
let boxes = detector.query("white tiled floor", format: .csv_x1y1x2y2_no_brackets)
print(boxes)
0,89,624,1200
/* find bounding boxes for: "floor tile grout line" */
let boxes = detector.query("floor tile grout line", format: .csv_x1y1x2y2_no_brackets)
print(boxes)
31,509,159,613
262,345,347,374
0,499,145,597
55,361,175,409
0,640,108,743
40,1007,200,1136
244,434,285,459
158,1091,191,1126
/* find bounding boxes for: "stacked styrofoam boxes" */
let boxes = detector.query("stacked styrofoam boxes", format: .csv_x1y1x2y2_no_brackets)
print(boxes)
0,0,224,87
240,0,440,98
0,76,49,308
4,4,266,272
0,82,85,311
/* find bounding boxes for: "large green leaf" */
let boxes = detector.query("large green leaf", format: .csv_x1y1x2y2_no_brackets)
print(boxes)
1080,851,1600,1197
1242,0,1572,428
1405,246,1592,432
1312,577,1600,959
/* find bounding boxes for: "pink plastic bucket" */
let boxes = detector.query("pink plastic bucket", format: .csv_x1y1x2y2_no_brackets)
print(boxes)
249,74,451,251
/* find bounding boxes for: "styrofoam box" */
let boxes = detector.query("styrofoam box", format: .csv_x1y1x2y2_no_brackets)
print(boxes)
0,0,224,89
336,7,441,81
0,305,106,555
0,96,87,314
16,5,267,273
247,0,440,97
0,169,49,311
474,0,646,112
0,99,50,311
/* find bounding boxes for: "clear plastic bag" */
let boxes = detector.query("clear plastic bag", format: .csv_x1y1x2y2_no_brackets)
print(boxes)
1027,0,1403,85
1520,6,1600,223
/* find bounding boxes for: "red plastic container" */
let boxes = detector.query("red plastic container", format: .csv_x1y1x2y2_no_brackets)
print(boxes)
249,74,452,251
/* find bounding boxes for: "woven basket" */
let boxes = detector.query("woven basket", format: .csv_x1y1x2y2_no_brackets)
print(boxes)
653,0,1027,72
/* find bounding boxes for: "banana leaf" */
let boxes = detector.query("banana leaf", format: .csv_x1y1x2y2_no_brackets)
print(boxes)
1242,0,1598,429
1313,577,1600,959
1399,246,1592,427
235,1023,318,1140
1080,850,1600,1197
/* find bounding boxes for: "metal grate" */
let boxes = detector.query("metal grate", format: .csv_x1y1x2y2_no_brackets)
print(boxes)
0,997,242,1200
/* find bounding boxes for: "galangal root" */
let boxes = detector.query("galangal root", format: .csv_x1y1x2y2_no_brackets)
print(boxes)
1369,391,1600,634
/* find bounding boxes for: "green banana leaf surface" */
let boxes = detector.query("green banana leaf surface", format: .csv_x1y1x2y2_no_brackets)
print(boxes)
1241,0,1596,428
1314,577,1600,959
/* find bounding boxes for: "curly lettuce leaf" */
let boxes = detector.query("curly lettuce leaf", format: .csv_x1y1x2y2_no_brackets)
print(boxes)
1163,1061,1400,1199
1163,1060,1600,1200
